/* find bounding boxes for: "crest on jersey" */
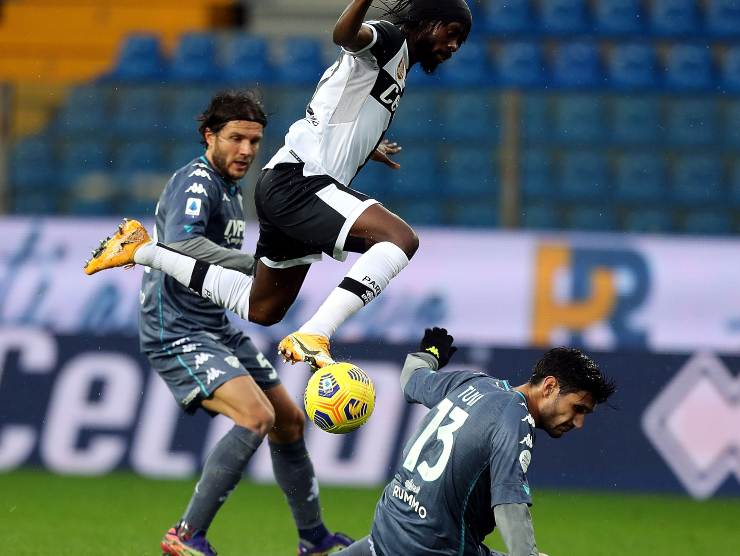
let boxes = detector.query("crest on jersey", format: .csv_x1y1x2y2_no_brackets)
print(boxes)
396,59,406,80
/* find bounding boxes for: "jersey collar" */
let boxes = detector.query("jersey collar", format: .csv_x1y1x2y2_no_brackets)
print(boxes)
199,155,240,196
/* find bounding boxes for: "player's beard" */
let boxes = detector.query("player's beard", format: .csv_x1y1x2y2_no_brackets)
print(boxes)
413,31,444,74
212,148,250,181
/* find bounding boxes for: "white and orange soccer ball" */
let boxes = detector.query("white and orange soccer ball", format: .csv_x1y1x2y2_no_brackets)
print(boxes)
303,362,376,434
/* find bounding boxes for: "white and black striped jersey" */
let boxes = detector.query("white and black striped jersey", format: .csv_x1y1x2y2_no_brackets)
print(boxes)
265,20,408,187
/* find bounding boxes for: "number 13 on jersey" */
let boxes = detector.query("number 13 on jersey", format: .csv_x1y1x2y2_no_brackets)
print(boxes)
403,399,469,482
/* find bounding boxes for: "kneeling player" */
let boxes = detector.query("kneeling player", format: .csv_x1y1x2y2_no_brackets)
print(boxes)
336,328,615,556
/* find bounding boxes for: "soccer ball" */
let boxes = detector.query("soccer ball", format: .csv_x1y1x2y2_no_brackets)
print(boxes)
303,362,376,434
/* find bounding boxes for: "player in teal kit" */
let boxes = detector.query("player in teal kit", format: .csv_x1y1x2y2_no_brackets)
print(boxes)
130,91,350,556
336,328,615,556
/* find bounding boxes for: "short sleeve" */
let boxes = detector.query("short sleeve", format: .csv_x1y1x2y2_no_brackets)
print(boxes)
163,167,220,243
404,369,487,409
367,20,405,67
489,396,535,508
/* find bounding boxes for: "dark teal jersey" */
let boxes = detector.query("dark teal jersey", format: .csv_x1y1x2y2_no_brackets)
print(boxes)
371,369,535,556
139,156,246,351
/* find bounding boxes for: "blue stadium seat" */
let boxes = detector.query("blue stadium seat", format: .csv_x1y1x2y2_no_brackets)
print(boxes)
665,45,715,91
559,151,611,200
595,0,643,35
483,0,535,35
682,210,732,235
106,34,167,82
611,97,662,144
10,190,59,214
650,0,700,36
521,202,562,229
352,162,390,198
554,95,606,144
442,146,498,198
622,208,674,233
269,87,312,136
170,33,221,83
451,202,498,228
389,146,440,198
552,42,604,89
54,86,110,137
391,92,441,139
276,37,326,85
438,40,495,87
672,155,725,205
497,42,547,88
520,149,555,199
439,91,500,142
614,154,666,202
521,94,552,143
61,141,112,186
10,138,56,189
727,160,740,205
608,43,659,90
112,87,166,138
223,35,274,84
721,46,740,93
707,0,740,38
169,141,203,170
114,142,166,177
666,99,719,146
540,0,590,35
395,201,445,226
566,204,618,231
168,87,214,139
725,100,740,147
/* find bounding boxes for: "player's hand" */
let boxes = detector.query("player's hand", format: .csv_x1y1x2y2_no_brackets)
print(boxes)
419,327,457,369
370,139,402,169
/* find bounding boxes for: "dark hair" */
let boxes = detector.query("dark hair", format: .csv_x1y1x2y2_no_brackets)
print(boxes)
529,347,616,405
375,0,472,38
197,89,267,146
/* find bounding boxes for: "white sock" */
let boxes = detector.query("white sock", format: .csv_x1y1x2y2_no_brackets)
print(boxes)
134,242,196,286
134,242,252,319
201,264,252,320
299,242,409,338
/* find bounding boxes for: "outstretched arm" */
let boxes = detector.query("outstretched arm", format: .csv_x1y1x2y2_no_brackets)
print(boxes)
333,0,375,51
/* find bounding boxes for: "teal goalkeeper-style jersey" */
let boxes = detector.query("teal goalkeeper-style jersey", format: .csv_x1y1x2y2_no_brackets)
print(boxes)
139,156,246,352
370,369,535,556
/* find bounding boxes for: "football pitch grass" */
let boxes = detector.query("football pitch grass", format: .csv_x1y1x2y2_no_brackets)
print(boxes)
2,469,737,555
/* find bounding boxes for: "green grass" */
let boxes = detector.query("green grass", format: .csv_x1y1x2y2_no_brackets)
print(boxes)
1,469,738,555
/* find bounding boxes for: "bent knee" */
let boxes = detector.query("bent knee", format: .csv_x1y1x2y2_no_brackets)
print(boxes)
234,402,275,436
389,226,419,260
248,306,286,327
271,407,306,443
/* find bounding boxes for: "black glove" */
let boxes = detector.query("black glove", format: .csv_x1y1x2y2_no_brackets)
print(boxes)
419,327,457,369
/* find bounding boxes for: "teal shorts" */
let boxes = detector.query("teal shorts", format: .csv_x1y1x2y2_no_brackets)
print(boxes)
145,329,280,413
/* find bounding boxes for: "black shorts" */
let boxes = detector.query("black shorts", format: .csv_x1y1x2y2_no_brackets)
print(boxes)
254,163,378,268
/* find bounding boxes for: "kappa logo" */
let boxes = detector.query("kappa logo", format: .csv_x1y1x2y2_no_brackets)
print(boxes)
519,433,533,449
521,413,535,428
194,353,214,369
186,183,207,195
188,168,212,181
224,356,240,368
643,353,740,499
205,367,226,385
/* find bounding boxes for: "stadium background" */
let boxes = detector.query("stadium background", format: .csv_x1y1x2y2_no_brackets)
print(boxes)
2,0,740,554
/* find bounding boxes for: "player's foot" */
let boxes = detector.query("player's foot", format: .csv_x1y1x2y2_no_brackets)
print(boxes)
161,521,217,556
83,218,150,275
278,332,335,370
297,531,354,555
